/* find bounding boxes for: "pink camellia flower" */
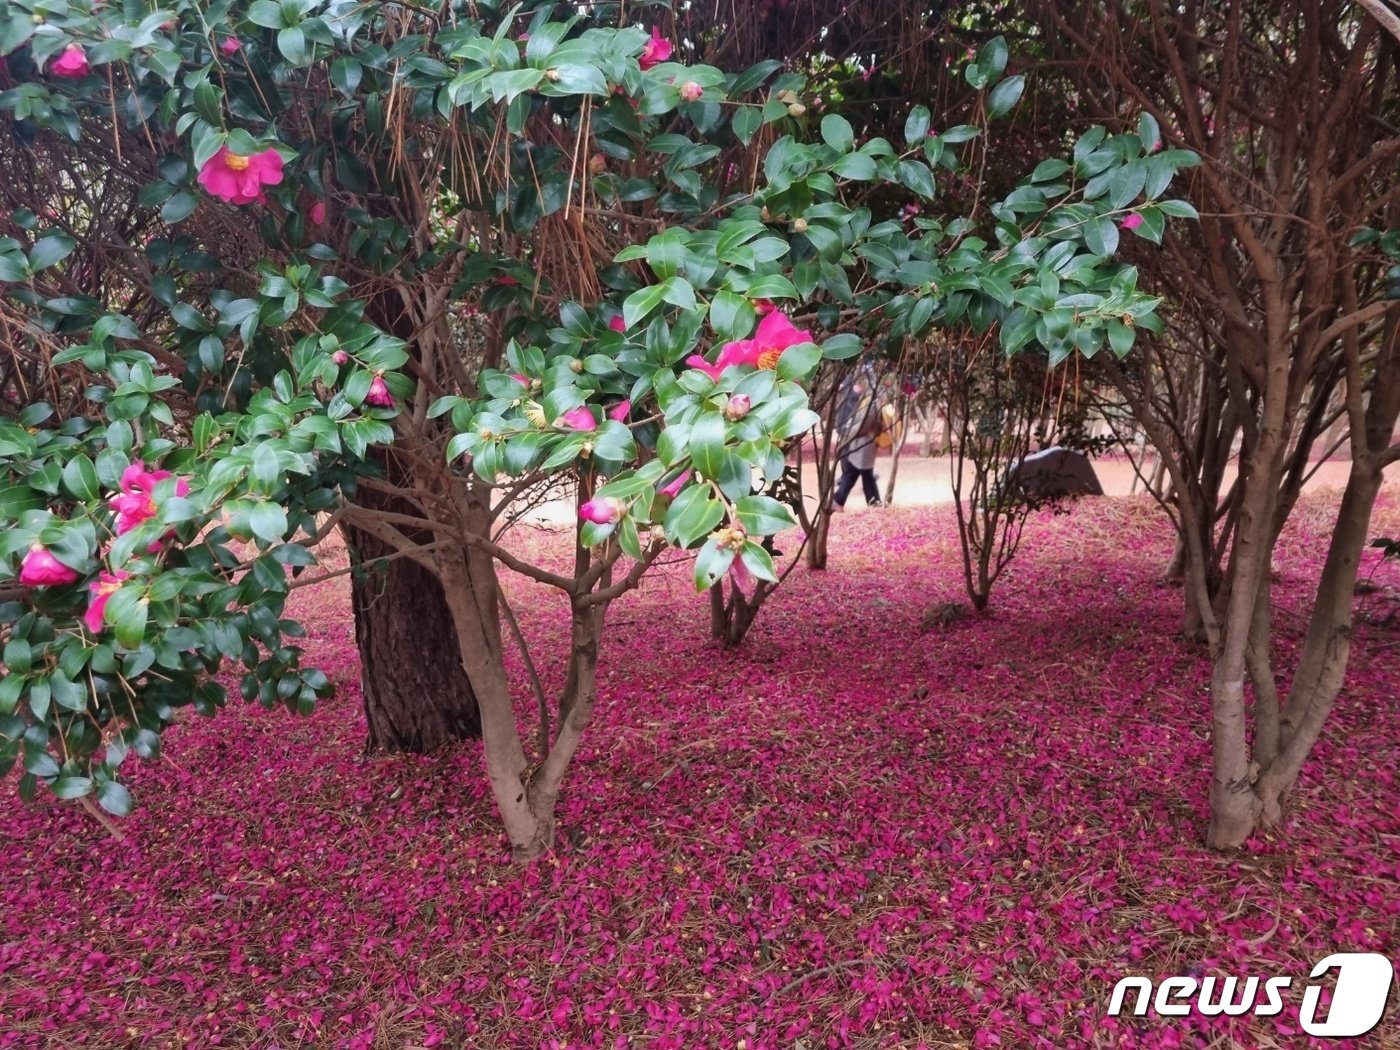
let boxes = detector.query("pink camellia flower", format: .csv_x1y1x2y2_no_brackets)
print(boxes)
331,350,349,365
638,26,673,70
84,570,127,635
1121,212,1144,231
49,45,90,79
310,200,327,225
220,37,242,55
685,310,812,379
679,81,703,102
579,496,623,525
658,469,692,498
197,146,285,206
365,376,395,408
608,400,631,423
19,544,79,588
110,464,189,535
559,406,596,431
609,315,627,333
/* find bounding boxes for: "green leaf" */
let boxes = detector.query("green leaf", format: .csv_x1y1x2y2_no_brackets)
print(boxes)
904,105,931,145
739,540,778,582
986,75,1024,118
104,587,148,651
29,233,75,272
692,537,735,593
776,342,820,382
247,0,285,28
623,284,667,329
60,455,99,501
249,503,288,545
898,160,936,199
664,486,725,549
735,495,795,536
821,334,862,361
710,290,755,343
1158,199,1199,220
820,114,854,153
732,106,761,145
1107,319,1136,357
97,780,133,817
831,153,877,181
689,412,727,482
1138,112,1161,153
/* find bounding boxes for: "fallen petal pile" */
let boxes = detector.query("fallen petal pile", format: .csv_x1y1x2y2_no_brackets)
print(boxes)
1,494,1395,1049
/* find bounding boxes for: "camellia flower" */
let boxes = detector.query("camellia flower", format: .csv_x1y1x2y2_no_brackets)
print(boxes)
220,37,242,55
197,146,285,206
365,376,395,408
310,200,327,225
685,310,812,379
609,315,627,333
49,45,90,79
84,570,127,635
679,81,703,102
638,26,672,69
658,469,692,498
19,544,79,588
579,496,624,525
609,400,631,423
559,406,597,431
110,464,189,536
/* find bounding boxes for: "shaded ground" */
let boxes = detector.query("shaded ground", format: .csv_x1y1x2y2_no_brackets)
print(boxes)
2,493,1398,1049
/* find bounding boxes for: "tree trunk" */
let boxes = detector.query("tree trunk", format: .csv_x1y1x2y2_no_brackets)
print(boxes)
344,475,481,751
350,535,482,750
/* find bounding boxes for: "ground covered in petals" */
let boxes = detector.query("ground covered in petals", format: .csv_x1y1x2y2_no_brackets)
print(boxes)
3,494,1398,1049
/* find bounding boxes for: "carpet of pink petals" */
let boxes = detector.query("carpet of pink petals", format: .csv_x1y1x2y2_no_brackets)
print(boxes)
2,493,1398,1049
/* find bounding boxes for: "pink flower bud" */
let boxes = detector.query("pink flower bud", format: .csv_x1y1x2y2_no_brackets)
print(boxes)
220,37,241,55
679,81,703,102
579,497,623,525
658,469,692,498
331,350,349,365
609,400,631,423
724,394,751,421
1120,212,1144,231
365,375,395,408
19,544,79,588
511,373,530,386
609,315,627,333
310,200,328,225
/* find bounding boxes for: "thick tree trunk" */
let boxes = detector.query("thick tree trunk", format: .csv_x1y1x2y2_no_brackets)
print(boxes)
350,536,482,750
344,475,481,751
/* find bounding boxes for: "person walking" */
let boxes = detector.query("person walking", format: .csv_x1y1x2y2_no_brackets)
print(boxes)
831,388,883,510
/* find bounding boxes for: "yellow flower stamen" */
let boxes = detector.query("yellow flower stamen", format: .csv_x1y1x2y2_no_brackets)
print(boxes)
225,154,251,172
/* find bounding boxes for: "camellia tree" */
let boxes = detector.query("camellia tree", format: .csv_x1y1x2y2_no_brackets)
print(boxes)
0,1,1194,860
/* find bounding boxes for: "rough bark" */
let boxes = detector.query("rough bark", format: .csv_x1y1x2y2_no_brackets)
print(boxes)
345,474,481,752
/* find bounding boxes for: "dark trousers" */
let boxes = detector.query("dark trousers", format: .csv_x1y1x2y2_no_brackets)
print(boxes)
834,460,880,506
